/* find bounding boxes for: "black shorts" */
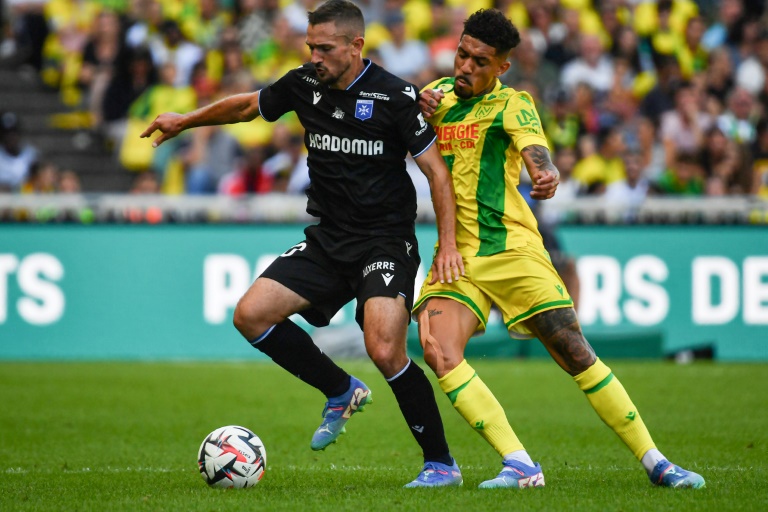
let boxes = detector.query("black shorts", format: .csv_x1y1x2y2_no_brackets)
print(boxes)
260,223,421,328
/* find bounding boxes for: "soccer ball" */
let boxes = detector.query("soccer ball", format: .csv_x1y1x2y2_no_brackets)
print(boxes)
198,425,267,488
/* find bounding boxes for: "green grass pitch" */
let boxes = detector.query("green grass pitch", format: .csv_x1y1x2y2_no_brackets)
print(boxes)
1,360,766,511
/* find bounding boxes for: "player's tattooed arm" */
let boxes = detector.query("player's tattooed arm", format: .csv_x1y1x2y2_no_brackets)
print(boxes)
526,308,596,375
521,144,559,200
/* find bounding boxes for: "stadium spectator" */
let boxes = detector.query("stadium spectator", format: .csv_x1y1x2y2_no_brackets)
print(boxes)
717,86,758,146
539,145,583,225
78,9,124,129
704,47,735,107
218,143,271,195
638,54,681,125
147,20,203,87
262,125,308,193
572,124,627,192
701,0,744,52
604,149,651,210
129,170,160,194
5,0,48,70
236,0,279,53
736,29,768,96
181,0,231,51
542,6,580,67
501,31,558,101
751,119,768,197
655,150,705,196
183,123,245,194
377,10,431,86
677,15,708,80
428,5,466,77
125,0,164,49
119,61,196,173
57,168,81,193
0,111,37,192
21,159,58,193
560,33,614,95
101,45,158,150
660,80,713,169
701,126,741,189
633,115,666,182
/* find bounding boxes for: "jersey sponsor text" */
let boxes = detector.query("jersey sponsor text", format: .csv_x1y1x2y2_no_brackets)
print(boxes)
307,132,384,155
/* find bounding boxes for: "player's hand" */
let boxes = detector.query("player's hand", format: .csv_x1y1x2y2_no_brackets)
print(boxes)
529,168,560,200
419,89,444,119
430,244,465,285
140,112,185,147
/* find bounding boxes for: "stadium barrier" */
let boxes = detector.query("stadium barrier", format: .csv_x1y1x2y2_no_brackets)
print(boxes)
1,194,767,361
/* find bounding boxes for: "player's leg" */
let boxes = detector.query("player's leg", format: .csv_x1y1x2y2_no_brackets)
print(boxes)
526,308,704,488
362,295,462,488
234,244,366,451
417,297,540,488
234,275,355,402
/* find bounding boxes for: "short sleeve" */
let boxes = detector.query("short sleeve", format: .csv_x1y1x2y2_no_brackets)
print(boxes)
393,89,437,158
257,71,297,122
503,91,550,152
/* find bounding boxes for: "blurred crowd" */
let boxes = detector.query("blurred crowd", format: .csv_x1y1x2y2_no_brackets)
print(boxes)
1,0,768,201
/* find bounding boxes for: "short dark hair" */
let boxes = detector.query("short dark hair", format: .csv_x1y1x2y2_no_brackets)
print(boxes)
462,9,520,56
308,0,365,38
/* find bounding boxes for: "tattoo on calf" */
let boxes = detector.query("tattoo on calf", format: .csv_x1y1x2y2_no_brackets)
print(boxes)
528,308,596,375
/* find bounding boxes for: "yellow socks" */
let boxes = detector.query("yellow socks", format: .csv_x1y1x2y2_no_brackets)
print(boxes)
438,359,524,457
574,358,656,460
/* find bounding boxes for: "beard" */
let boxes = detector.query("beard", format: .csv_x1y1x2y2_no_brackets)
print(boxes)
315,61,349,86
454,76,473,99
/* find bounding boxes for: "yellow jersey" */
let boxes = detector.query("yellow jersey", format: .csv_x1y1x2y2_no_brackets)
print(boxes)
423,77,549,257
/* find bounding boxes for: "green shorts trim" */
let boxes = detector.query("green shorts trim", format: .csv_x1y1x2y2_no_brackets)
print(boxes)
504,298,574,328
413,291,488,328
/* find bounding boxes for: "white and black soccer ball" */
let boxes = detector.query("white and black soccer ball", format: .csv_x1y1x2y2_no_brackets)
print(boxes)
198,425,267,488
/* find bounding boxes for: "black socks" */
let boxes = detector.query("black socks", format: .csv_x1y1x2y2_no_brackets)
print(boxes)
387,360,452,465
251,319,350,398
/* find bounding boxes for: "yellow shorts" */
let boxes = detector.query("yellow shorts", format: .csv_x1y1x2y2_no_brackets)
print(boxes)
413,242,574,339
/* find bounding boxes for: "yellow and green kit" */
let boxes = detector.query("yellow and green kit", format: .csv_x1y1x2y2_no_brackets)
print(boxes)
413,77,573,338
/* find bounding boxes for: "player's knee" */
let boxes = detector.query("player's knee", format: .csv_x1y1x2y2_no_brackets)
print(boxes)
365,339,406,374
232,300,251,336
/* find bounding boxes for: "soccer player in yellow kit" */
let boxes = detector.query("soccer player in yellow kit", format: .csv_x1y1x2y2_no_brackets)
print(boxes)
411,8,705,490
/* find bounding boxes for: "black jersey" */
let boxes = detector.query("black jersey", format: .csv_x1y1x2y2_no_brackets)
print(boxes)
257,59,437,237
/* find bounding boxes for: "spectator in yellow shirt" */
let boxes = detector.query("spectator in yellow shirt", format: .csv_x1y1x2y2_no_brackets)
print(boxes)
572,124,626,192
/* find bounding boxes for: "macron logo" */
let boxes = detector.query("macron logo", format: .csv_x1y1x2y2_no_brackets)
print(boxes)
411,425,424,433
402,86,416,101
382,273,394,286
313,91,322,104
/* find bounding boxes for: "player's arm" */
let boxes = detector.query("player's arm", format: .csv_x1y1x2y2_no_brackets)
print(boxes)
413,143,465,284
140,91,261,147
521,144,560,200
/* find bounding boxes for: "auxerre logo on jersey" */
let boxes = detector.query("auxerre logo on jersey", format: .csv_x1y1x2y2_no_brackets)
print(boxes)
307,132,384,155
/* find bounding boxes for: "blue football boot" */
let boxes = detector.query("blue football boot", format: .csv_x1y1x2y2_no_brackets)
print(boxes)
650,460,705,489
310,376,372,451
404,459,463,488
478,460,545,489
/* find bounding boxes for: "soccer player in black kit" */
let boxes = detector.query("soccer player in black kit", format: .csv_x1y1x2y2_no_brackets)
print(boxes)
141,0,465,488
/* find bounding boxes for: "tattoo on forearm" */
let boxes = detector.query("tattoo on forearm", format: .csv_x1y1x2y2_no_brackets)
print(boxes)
428,309,442,318
522,144,557,173
526,308,596,375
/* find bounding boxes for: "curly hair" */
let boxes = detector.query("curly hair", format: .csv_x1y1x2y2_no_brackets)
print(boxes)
462,9,521,55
